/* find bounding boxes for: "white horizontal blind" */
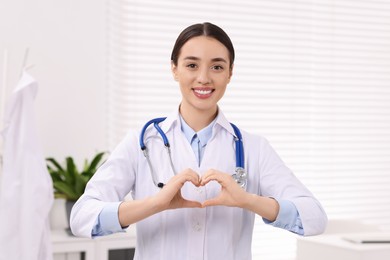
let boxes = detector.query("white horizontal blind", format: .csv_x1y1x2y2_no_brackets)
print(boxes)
107,0,390,259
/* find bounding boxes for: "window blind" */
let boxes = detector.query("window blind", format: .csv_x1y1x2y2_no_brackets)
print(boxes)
107,0,390,259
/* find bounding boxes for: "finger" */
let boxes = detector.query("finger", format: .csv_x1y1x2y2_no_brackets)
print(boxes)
200,169,218,184
181,199,202,208
202,168,219,178
201,170,227,186
178,172,201,187
169,169,200,187
202,197,221,208
200,177,215,186
180,169,201,186
187,172,201,186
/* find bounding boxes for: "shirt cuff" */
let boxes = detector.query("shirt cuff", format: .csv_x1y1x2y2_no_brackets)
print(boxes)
92,202,126,237
263,199,304,235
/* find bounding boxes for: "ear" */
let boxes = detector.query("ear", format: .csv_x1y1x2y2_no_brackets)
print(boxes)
171,61,178,81
228,64,234,83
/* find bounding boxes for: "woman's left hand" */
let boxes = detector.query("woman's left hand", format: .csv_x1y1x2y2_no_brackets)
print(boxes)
201,169,280,221
200,169,249,208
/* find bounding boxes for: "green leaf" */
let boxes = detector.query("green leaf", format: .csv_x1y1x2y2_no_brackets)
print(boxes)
87,152,106,172
81,152,106,179
53,181,79,201
47,163,66,182
46,152,107,202
49,170,63,182
46,158,64,172
74,174,88,196
82,159,89,172
65,157,78,184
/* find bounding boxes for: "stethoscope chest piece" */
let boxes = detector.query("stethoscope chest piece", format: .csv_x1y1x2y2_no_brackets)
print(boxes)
232,167,247,188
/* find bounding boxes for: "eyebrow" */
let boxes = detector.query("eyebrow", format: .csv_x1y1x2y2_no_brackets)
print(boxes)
183,56,228,63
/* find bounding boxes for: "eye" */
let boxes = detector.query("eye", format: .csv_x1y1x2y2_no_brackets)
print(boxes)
186,63,197,69
212,65,224,71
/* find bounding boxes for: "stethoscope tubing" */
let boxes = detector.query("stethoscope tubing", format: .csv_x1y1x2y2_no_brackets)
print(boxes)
139,117,246,188
230,123,244,169
140,117,167,150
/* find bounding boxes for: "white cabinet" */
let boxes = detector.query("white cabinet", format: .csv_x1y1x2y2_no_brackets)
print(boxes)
52,226,136,260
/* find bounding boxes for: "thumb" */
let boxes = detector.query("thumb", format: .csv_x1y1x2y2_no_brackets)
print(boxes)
182,199,202,208
202,198,221,208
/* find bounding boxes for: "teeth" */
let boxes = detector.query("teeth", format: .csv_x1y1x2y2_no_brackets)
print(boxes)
194,89,212,95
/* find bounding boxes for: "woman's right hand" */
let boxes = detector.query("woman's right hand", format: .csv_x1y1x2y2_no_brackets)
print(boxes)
118,168,201,227
154,168,202,211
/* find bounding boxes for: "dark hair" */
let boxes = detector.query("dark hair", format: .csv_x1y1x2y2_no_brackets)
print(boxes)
171,22,235,68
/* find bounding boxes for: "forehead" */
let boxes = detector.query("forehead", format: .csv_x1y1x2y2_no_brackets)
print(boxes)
178,36,230,61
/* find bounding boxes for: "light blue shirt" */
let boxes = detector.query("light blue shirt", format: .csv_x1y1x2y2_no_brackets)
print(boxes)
179,115,215,166
92,116,304,236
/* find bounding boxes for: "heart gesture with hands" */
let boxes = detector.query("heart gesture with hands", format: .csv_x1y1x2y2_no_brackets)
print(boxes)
119,168,279,227
158,168,279,222
157,168,249,210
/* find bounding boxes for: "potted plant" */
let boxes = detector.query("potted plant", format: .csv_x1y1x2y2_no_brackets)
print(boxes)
46,151,107,227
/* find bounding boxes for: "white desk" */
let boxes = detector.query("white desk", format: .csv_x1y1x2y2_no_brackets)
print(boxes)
52,229,96,260
94,227,137,260
52,226,136,260
296,232,390,260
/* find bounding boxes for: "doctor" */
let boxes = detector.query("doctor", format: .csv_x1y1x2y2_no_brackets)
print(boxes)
71,22,327,260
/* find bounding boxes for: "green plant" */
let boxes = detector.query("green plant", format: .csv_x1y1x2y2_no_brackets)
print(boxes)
46,152,107,202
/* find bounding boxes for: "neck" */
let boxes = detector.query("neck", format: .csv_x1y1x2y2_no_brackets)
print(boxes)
179,104,217,132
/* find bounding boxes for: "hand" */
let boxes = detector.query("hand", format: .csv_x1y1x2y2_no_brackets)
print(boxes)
201,169,250,208
118,169,201,227
155,168,202,211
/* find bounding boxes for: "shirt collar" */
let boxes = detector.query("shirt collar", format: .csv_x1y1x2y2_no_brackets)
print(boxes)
160,106,237,140
179,115,215,147
179,116,196,143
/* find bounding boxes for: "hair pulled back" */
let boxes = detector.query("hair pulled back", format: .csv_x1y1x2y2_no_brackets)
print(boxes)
171,22,235,68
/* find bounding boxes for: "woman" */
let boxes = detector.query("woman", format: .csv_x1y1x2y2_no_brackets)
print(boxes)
71,22,327,260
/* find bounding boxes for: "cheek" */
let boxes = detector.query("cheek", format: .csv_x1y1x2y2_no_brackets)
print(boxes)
178,79,192,93
216,75,231,88
178,74,195,86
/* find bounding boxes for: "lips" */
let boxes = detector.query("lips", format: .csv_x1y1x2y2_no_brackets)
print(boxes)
192,88,215,99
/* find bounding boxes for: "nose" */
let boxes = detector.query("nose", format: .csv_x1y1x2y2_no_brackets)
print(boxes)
197,67,211,85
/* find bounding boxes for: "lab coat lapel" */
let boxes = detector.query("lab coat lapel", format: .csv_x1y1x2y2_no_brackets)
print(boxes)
214,108,237,138
159,108,199,169
159,108,180,134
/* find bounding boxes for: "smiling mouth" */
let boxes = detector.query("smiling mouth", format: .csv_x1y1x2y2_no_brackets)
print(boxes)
193,89,213,95
192,88,215,99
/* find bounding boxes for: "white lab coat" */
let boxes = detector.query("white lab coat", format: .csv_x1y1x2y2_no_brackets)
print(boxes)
0,71,53,260
71,108,327,260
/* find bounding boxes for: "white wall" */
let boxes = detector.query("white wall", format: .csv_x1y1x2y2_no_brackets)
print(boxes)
0,0,107,163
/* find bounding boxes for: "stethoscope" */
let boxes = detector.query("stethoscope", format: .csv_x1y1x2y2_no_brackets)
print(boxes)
139,117,247,189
